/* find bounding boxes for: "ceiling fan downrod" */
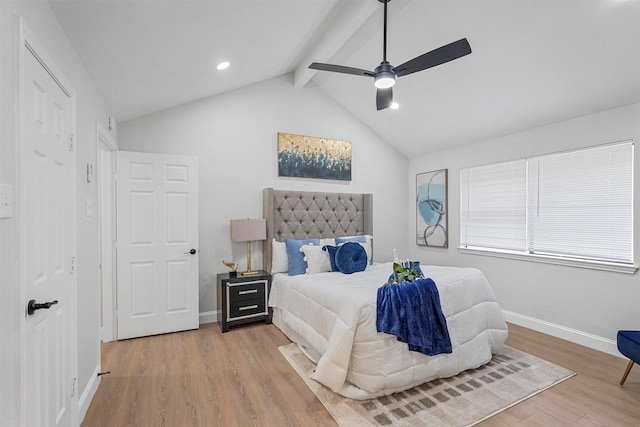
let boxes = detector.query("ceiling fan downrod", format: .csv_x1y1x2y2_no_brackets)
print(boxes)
380,0,389,63
373,0,395,90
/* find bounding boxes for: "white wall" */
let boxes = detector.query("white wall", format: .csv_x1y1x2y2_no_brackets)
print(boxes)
0,1,114,423
408,103,640,355
0,4,631,425
118,74,409,316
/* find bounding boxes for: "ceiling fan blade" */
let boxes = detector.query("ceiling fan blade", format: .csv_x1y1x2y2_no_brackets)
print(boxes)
309,62,375,77
376,87,393,111
393,38,472,77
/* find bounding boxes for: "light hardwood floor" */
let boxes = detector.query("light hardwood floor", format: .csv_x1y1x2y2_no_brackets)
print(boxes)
82,322,640,426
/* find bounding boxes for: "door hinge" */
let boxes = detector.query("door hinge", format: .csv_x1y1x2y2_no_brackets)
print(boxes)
70,256,76,274
68,133,76,151
71,377,77,397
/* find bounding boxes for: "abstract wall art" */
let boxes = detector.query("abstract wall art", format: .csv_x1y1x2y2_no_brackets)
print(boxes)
416,169,448,247
277,132,352,181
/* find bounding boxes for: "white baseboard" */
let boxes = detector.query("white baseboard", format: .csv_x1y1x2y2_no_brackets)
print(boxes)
199,310,218,325
77,363,101,424
502,310,622,358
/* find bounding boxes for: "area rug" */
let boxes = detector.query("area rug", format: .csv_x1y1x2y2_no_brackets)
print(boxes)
279,343,575,426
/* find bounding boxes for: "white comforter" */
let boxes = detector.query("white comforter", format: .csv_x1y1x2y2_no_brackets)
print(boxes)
269,263,508,399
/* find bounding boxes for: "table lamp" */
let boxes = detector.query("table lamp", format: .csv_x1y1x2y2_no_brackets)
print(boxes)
230,218,266,276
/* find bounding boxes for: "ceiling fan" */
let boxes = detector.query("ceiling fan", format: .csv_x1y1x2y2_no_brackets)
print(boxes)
309,0,472,111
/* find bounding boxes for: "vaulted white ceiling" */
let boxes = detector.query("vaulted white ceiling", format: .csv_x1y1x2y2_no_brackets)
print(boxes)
50,0,640,157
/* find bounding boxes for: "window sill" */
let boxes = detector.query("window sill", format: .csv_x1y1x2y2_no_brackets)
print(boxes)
457,247,638,274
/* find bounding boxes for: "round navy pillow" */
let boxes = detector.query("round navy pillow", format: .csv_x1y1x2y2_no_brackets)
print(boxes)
335,242,367,274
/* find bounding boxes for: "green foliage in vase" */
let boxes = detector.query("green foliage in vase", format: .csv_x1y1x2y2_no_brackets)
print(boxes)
387,262,424,284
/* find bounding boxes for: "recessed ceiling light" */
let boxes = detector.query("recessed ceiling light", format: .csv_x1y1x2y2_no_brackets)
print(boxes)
216,61,230,71
390,102,399,110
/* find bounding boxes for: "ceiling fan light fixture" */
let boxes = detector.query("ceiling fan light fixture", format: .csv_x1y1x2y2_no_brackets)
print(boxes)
374,62,396,89
374,73,395,89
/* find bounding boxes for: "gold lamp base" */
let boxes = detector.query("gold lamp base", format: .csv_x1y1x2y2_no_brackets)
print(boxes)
242,241,259,276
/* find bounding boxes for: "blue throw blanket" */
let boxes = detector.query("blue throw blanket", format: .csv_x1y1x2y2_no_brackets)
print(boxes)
376,278,452,356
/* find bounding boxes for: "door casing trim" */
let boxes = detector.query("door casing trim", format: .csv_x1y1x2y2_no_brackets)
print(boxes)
97,122,118,343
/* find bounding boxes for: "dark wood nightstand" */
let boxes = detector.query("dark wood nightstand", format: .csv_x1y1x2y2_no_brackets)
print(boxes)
216,271,272,333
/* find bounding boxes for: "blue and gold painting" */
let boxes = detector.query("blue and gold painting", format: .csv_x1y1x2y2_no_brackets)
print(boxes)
416,169,448,247
277,132,351,181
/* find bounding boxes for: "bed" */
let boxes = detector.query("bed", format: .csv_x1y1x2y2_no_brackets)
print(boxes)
263,188,508,400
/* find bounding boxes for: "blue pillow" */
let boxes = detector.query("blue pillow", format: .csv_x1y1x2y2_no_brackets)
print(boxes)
336,235,371,264
335,242,367,274
285,238,320,275
322,245,340,272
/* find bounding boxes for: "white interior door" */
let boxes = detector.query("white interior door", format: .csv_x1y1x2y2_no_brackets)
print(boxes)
22,41,75,427
116,151,199,340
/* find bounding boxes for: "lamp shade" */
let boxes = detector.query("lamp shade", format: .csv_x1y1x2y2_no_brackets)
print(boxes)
230,218,266,242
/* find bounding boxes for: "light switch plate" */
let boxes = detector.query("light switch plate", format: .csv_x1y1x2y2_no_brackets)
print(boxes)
87,163,94,183
85,198,93,217
0,184,14,219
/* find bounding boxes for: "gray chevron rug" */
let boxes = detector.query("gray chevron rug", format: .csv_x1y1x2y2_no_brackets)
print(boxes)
279,343,575,426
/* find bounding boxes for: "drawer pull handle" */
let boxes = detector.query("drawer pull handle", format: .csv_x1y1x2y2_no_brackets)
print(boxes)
238,289,258,295
239,305,258,311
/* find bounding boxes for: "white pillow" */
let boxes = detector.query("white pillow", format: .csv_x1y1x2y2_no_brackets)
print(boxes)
320,237,336,247
271,239,288,273
300,244,332,274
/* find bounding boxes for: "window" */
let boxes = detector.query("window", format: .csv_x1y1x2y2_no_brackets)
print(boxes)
460,141,634,272
460,159,527,252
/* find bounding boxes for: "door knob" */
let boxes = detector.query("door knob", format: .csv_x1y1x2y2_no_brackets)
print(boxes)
27,299,58,316
184,249,197,255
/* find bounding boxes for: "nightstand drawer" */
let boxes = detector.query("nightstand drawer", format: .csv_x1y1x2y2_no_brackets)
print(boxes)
228,281,266,301
229,297,267,319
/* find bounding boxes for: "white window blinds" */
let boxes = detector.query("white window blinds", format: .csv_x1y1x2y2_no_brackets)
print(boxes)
460,159,527,251
528,142,633,263
460,141,634,266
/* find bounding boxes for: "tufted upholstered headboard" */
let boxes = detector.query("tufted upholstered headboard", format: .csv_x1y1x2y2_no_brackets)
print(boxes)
262,188,373,273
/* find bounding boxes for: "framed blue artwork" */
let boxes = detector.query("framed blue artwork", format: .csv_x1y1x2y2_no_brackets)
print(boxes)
277,132,352,181
416,169,448,247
